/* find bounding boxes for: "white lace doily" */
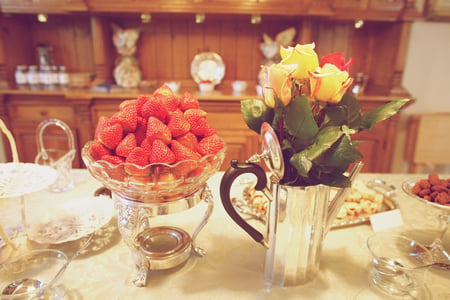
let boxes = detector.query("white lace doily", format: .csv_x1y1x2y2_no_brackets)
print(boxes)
0,163,57,199
26,195,115,244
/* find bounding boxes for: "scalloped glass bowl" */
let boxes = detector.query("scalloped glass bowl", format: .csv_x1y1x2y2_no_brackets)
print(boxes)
81,140,226,202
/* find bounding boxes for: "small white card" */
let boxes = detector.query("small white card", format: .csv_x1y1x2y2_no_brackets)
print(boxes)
370,209,404,232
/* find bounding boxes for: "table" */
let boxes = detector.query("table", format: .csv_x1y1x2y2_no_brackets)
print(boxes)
2,170,450,299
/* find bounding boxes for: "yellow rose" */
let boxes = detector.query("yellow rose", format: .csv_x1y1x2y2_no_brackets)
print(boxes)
261,63,296,107
280,43,319,80
309,63,353,103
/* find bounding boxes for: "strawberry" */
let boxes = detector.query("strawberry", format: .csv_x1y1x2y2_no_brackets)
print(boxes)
125,147,149,166
141,96,168,122
98,123,123,150
140,137,153,156
184,109,208,136
134,117,148,145
201,119,217,137
167,109,190,137
146,117,172,144
179,92,200,111
158,94,180,112
116,133,137,158
101,154,125,165
135,95,149,117
149,139,175,164
110,102,138,132
119,99,136,110
171,140,201,162
198,134,224,156
94,116,110,140
175,132,198,151
88,140,111,161
125,147,149,176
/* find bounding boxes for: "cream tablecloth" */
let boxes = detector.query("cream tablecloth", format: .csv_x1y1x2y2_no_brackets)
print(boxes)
2,170,449,299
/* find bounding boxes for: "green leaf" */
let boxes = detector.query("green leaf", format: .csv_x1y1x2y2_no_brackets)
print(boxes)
315,171,352,188
316,135,362,168
323,93,361,129
284,95,319,148
241,99,274,133
290,126,343,176
360,98,412,131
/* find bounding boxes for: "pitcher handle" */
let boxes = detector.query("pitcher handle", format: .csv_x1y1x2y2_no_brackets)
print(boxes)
220,159,268,246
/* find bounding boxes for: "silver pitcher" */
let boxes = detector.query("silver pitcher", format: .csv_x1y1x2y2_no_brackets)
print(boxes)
219,122,363,286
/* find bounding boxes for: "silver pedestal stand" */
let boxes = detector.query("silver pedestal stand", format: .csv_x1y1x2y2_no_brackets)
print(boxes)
113,186,214,287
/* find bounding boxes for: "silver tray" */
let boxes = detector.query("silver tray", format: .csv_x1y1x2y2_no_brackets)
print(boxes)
232,179,398,229
332,195,397,229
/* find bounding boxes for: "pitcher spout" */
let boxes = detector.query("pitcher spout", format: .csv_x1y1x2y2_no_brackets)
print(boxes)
325,162,364,234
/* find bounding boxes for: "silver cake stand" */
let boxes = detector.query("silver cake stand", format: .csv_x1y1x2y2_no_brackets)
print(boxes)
82,141,226,287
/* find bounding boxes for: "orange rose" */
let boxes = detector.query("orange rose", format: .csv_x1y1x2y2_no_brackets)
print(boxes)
261,63,296,107
309,63,353,103
280,43,319,80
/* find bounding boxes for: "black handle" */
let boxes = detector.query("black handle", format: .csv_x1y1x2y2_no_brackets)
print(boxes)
219,159,268,244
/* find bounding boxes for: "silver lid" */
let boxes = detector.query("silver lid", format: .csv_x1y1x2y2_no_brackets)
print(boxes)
247,122,284,182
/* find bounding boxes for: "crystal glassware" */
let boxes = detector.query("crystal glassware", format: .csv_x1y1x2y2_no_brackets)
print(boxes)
402,178,450,266
81,140,226,287
0,249,69,299
367,233,434,297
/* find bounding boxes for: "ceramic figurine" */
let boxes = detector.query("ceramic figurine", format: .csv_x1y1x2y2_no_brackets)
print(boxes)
258,27,296,90
112,24,142,88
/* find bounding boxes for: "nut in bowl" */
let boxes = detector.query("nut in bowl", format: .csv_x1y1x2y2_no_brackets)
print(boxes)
402,173,450,210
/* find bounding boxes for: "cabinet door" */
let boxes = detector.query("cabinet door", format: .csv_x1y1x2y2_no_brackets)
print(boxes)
200,101,260,171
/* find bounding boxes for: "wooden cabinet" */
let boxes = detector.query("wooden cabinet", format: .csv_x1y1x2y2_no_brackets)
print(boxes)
0,90,404,173
85,0,313,15
0,0,87,13
0,1,422,172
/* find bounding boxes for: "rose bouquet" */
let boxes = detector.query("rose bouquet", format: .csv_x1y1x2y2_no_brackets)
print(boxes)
242,43,411,187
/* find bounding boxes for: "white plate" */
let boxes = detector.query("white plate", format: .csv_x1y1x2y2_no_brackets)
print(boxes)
0,163,57,199
191,52,225,85
26,195,115,244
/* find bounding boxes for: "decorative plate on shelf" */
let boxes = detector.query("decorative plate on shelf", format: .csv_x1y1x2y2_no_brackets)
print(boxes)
191,52,225,85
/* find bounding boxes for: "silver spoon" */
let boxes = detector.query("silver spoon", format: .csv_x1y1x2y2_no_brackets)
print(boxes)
2,231,95,296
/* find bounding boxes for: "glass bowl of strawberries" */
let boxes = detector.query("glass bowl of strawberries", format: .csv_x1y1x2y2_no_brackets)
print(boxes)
81,85,226,203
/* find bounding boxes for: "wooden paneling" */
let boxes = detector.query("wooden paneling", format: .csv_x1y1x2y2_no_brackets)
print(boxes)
1,14,94,86
0,13,408,99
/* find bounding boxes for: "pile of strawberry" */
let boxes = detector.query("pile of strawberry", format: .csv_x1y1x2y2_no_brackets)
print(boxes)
87,85,225,176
